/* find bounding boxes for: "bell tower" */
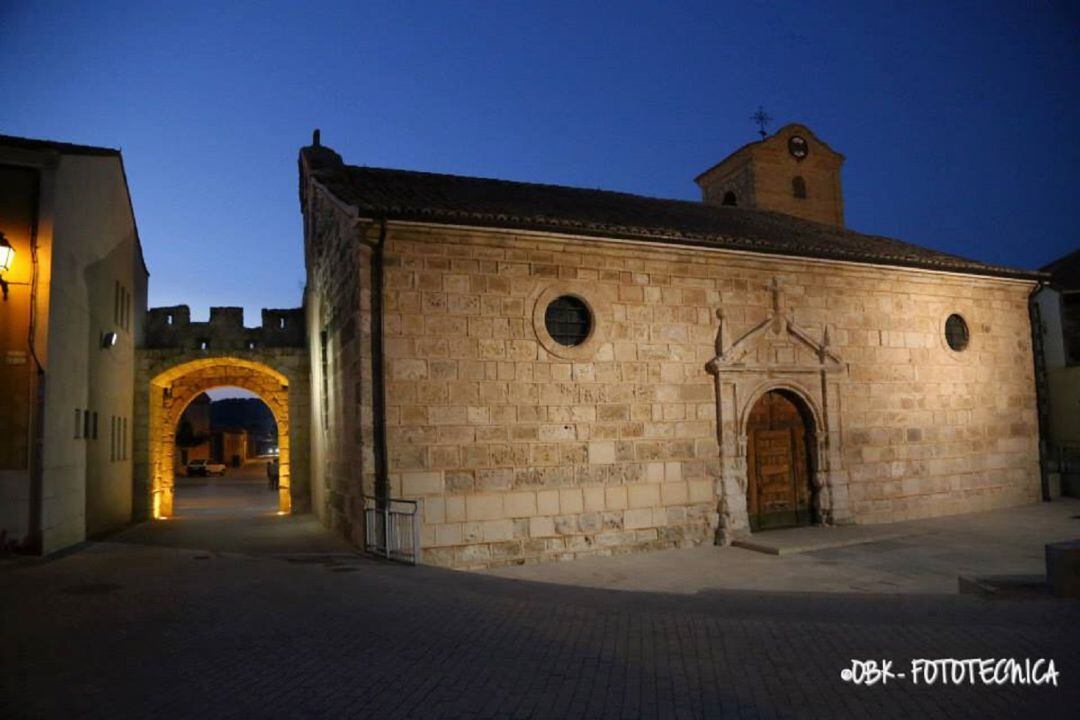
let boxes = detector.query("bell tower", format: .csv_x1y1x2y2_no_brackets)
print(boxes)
695,123,845,227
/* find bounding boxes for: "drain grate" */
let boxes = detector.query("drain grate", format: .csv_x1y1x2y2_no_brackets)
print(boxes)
59,583,123,596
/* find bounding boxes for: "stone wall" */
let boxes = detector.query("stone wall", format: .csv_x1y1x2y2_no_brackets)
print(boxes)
377,224,1039,568
301,186,377,543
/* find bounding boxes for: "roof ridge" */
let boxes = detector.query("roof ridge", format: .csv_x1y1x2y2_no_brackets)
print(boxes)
310,158,1043,281
345,163,704,206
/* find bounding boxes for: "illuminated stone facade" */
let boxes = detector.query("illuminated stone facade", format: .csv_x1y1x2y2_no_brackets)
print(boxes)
300,128,1042,569
134,306,309,519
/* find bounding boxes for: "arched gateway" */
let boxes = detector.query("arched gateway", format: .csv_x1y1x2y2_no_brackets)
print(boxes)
132,306,310,520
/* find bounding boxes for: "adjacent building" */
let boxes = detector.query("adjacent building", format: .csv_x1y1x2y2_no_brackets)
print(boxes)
0,135,148,553
300,125,1044,568
1033,249,1080,496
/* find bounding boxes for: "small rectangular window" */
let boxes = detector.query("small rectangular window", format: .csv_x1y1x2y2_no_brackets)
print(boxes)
320,329,329,430
75,409,82,439
114,282,121,325
122,417,128,460
124,288,131,330
92,412,98,440
110,417,115,461
279,317,287,329
83,410,90,440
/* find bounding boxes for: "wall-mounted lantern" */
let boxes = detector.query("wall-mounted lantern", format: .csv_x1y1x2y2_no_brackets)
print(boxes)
0,232,14,301
101,331,118,349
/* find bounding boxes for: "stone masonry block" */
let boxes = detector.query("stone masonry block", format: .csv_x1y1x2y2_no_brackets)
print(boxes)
402,471,443,496
465,494,503,521
628,484,661,509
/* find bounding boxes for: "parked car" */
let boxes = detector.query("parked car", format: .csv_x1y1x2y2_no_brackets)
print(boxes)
186,459,227,477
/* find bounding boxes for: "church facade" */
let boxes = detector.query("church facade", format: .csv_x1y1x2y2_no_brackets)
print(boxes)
301,124,1041,568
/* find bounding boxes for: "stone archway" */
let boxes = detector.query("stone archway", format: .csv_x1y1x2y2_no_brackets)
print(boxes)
706,280,852,544
144,357,294,518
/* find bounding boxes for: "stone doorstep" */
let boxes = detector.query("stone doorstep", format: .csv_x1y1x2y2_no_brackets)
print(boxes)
732,526,913,556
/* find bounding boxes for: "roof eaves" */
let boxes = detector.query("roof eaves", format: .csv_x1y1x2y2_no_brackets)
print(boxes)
375,206,1045,282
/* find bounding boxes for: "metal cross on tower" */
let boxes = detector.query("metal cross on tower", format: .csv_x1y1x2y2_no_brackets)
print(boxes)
751,106,772,139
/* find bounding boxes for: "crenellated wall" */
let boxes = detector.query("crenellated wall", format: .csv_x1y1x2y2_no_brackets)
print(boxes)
145,305,305,350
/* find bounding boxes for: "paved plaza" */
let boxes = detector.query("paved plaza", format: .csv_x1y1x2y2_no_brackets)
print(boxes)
2,477,1078,719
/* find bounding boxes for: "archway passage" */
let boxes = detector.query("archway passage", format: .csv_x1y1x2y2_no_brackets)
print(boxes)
746,390,814,531
173,387,281,518
147,358,292,519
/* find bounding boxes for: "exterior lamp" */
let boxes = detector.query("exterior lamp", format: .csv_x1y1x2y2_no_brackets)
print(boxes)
0,232,13,300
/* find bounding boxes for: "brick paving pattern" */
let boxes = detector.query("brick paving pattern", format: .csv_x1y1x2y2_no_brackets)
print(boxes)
3,533,1076,719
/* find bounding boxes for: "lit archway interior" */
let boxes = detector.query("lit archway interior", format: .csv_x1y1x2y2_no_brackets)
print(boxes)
148,357,291,518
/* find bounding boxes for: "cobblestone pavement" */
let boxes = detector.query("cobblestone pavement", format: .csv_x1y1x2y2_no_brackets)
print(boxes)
3,506,1078,718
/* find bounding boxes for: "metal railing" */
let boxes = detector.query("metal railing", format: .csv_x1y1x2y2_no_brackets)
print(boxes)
363,496,421,565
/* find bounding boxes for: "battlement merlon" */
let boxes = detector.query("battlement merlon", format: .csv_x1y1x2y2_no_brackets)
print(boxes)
144,305,305,349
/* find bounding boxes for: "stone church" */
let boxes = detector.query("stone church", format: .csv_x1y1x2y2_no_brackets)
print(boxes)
300,123,1041,568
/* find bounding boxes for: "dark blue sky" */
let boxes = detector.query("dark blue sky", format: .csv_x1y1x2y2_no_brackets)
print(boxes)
2,1,1077,321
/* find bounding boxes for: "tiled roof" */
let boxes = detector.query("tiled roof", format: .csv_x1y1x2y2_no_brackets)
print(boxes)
303,146,1042,280
0,133,121,156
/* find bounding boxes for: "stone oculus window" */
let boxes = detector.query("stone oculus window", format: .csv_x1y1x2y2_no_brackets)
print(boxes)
944,313,969,352
533,283,605,360
545,296,592,347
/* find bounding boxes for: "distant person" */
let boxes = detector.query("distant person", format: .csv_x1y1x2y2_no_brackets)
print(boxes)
270,459,280,491
266,460,275,490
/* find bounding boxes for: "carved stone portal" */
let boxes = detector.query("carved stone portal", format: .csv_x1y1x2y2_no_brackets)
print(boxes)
706,280,851,545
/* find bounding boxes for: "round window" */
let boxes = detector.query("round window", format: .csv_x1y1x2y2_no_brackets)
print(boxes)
944,314,969,352
544,295,592,347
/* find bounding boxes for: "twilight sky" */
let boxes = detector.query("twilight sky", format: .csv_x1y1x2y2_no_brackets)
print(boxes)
1,1,1077,322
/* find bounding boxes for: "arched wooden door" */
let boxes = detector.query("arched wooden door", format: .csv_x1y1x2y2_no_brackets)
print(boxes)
746,390,813,531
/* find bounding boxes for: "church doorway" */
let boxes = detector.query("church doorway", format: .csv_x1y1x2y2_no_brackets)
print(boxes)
746,390,814,531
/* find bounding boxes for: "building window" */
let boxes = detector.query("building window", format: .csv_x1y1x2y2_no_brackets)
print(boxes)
722,191,738,207
545,296,592,347
83,410,91,440
792,176,807,199
92,412,98,440
75,409,82,439
122,417,128,460
945,314,969,352
320,329,329,430
279,317,287,329
1064,294,1080,366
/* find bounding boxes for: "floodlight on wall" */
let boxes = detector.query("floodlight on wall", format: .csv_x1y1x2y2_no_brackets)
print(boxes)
101,331,118,349
0,232,13,300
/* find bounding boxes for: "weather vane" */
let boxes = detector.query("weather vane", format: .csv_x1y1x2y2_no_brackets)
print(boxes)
751,106,772,139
